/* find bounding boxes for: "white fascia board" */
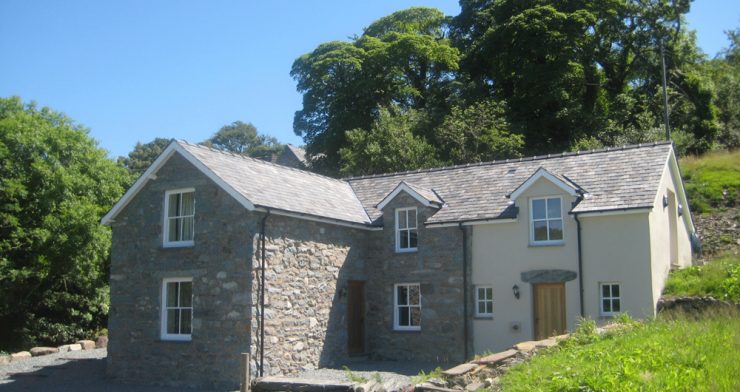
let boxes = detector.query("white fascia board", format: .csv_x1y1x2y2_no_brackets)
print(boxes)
254,207,382,231
425,218,517,228
666,149,696,233
376,182,435,210
101,142,256,225
508,167,579,201
575,208,651,218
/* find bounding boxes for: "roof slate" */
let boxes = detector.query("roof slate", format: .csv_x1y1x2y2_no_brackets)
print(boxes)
176,140,673,227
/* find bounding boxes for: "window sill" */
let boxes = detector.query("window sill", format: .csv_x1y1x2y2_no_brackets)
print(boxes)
395,248,418,254
474,315,493,320
392,328,421,333
159,336,192,342
528,241,564,247
163,241,194,248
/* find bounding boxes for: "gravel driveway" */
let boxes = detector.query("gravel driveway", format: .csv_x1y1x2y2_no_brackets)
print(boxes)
0,348,186,392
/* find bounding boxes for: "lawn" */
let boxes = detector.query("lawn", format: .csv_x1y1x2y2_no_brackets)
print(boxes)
498,312,739,391
680,149,739,213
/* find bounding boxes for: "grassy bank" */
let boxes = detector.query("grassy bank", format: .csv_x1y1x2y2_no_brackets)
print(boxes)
680,149,739,213
499,312,739,391
663,254,739,301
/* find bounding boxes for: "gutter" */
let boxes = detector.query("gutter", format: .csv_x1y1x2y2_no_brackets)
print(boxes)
259,209,270,377
573,212,585,317
458,223,469,360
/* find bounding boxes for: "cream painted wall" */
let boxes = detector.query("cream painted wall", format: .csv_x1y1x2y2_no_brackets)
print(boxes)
579,212,655,320
472,177,580,354
648,159,694,307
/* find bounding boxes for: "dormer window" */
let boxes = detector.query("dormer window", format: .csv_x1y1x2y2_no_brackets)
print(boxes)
530,197,563,244
395,207,418,252
164,189,195,247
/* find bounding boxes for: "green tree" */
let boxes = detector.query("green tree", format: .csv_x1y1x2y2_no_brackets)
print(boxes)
202,121,283,158
118,137,171,177
339,108,438,176
0,97,130,350
435,100,524,164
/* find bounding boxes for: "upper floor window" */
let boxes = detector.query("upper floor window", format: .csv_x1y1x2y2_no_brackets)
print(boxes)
394,283,421,331
475,286,493,317
161,277,193,341
164,189,195,247
530,197,563,244
395,207,418,252
600,282,621,316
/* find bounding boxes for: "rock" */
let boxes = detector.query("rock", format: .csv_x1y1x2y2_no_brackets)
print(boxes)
0,354,10,365
474,349,517,365
58,344,71,352
442,363,479,377
68,343,82,351
76,340,96,350
30,347,59,356
11,351,31,362
427,378,447,387
534,338,558,348
465,382,487,391
513,341,537,352
95,336,109,348
293,342,304,351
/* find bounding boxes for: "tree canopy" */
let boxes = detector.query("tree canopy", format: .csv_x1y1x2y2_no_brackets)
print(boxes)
0,97,130,349
118,137,171,177
202,121,284,160
293,1,736,176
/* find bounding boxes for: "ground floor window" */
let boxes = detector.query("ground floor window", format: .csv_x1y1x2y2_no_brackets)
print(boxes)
600,282,621,316
161,278,193,340
394,283,421,331
475,286,493,317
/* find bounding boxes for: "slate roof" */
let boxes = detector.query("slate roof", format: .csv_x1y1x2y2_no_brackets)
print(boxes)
178,141,371,225
347,142,673,225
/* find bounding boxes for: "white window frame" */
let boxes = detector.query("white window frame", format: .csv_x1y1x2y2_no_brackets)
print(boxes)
394,283,421,331
160,277,193,341
529,196,564,245
599,282,621,317
475,286,493,317
163,188,195,247
395,207,418,253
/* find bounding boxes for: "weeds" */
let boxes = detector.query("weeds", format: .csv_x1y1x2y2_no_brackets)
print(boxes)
343,366,368,384
411,367,444,384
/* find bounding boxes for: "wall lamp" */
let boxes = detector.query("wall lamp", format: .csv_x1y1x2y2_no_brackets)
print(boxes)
678,204,683,217
663,194,669,208
512,284,520,300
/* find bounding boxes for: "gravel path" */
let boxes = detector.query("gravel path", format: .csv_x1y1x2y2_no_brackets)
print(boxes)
0,348,187,392
297,360,441,391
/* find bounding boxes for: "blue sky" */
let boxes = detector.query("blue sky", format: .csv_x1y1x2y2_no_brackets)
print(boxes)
1,1,737,159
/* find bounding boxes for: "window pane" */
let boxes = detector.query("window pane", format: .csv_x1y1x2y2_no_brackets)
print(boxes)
181,192,194,215
486,288,493,300
613,299,620,312
486,302,493,314
533,221,548,241
547,198,561,218
167,282,178,307
168,194,179,217
167,309,179,334
603,300,611,312
180,282,192,307
478,302,485,314
409,285,420,305
397,286,408,305
602,284,610,297
477,287,485,300
612,284,620,297
532,199,546,220
408,209,417,229
400,232,409,249
409,230,418,248
549,219,563,240
181,216,194,241
180,309,192,334
398,211,407,229
168,218,179,242
399,307,409,326
410,307,421,326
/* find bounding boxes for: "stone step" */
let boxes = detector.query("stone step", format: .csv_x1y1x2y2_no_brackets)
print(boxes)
254,376,354,392
441,363,479,377
473,349,517,365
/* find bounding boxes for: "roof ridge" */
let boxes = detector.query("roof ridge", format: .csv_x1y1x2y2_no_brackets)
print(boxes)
344,141,672,181
176,140,349,185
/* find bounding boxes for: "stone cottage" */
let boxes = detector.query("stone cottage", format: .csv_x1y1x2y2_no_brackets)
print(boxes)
101,140,695,389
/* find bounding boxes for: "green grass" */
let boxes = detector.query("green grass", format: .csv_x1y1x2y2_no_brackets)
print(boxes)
663,254,740,302
680,150,740,213
342,366,368,384
499,312,740,391
411,367,444,384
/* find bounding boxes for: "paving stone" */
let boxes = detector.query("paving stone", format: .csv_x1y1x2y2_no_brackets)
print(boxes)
534,338,558,348
474,349,517,365
442,363,479,377
513,341,537,352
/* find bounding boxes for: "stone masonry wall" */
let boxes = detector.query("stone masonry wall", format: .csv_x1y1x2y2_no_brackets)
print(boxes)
251,214,367,376
108,154,258,390
364,192,468,364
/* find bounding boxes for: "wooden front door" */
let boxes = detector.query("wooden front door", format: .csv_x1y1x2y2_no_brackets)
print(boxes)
533,283,566,340
347,281,365,354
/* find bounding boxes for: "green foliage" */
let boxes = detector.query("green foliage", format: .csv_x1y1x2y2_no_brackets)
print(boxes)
343,366,368,384
339,108,439,176
0,97,129,350
117,137,171,177
663,254,740,302
202,121,283,158
680,150,740,213
500,313,740,391
411,367,444,384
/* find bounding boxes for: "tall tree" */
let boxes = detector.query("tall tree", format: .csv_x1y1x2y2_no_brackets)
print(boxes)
0,97,130,349
118,137,171,177
202,121,283,158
